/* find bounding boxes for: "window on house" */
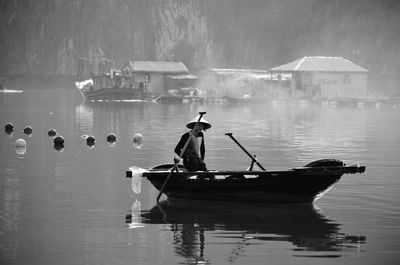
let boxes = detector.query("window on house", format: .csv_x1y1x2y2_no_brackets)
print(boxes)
344,75,351,84
145,74,151,83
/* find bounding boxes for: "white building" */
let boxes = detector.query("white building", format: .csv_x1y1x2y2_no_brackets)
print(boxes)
270,57,368,99
128,61,197,96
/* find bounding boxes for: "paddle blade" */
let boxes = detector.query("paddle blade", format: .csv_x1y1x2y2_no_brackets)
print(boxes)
128,166,148,194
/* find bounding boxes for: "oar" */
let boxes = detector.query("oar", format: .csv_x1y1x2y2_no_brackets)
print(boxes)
225,132,266,171
156,111,206,203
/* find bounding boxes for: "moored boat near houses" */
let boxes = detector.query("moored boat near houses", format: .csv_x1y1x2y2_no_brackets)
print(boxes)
269,56,368,101
75,58,198,102
75,58,139,101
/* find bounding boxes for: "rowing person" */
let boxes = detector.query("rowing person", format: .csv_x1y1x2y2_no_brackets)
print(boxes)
174,115,212,171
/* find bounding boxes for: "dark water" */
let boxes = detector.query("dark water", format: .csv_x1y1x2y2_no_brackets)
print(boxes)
1,79,400,265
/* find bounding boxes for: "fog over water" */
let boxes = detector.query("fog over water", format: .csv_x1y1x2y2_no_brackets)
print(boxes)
0,80,399,265
1,1,400,264
1,0,400,94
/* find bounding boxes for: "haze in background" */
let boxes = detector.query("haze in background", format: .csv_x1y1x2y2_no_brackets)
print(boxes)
0,0,399,94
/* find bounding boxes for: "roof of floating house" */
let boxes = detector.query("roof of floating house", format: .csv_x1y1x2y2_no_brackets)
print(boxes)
210,68,270,80
166,74,198,80
270,57,368,72
132,61,189,73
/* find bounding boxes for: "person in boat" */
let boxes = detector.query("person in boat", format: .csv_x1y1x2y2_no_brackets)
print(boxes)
174,116,212,171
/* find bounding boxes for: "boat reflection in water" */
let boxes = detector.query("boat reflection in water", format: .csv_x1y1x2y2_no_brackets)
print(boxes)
126,199,366,263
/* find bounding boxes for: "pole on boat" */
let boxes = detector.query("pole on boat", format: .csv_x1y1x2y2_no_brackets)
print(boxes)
225,132,266,171
156,111,207,203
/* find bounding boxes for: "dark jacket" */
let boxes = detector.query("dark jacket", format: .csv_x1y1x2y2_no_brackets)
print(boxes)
174,132,205,159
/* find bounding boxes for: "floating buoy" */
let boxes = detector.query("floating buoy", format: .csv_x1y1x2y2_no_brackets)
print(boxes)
53,135,64,145
81,134,89,139
5,123,14,133
23,126,33,135
106,133,117,143
86,135,95,146
133,133,144,149
53,143,64,151
15,146,26,155
15,138,26,148
48,129,57,137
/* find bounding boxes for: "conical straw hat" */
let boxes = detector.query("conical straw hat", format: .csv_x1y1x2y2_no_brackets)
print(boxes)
186,115,211,130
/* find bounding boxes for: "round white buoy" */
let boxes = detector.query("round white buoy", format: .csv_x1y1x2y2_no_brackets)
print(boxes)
48,129,57,137
15,146,26,155
81,134,89,139
133,133,144,149
15,138,26,148
5,123,14,132
23,126,33,135
106,133,117,143
53,135,64,145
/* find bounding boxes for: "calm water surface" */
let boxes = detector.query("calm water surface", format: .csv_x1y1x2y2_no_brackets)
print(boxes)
1,79,400,265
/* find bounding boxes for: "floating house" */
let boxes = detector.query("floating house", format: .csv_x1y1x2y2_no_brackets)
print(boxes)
269,57,368,99
75,58,197,101
199,69,276,99
130,61,198,96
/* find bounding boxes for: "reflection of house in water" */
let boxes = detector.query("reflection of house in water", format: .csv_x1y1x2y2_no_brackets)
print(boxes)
270,56,368,99
131,61,198,97
200,68,283,99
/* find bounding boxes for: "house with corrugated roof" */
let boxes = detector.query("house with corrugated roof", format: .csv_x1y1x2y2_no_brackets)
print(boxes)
269,57,368,99
126,61,197,96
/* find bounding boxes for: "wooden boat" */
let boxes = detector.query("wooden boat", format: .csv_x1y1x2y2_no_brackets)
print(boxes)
127,126,366,203
75,58,144,101
127,159,366,203
75,84,144,101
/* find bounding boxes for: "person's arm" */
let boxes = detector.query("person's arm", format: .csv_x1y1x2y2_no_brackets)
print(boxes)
200,132,205,160
174,133,189,157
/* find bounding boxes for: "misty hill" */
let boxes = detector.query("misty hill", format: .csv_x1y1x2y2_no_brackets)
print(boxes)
0,0,399,93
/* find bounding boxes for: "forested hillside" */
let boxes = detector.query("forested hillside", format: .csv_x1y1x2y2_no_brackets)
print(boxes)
0,0,399,93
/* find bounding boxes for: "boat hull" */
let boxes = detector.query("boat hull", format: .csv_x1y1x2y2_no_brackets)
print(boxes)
145,169,341,203
128,160,365,203
78,86,144,101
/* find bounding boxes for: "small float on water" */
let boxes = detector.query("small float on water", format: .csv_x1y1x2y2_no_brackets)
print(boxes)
126,112,366,203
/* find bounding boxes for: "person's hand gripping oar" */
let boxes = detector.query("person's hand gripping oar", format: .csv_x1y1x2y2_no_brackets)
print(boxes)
156,111,206,203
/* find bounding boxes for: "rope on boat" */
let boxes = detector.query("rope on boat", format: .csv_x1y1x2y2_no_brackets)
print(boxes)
320,161,345,175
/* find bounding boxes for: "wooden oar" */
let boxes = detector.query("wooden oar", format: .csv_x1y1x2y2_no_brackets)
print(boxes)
156,111,206,202
225,132,266,171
